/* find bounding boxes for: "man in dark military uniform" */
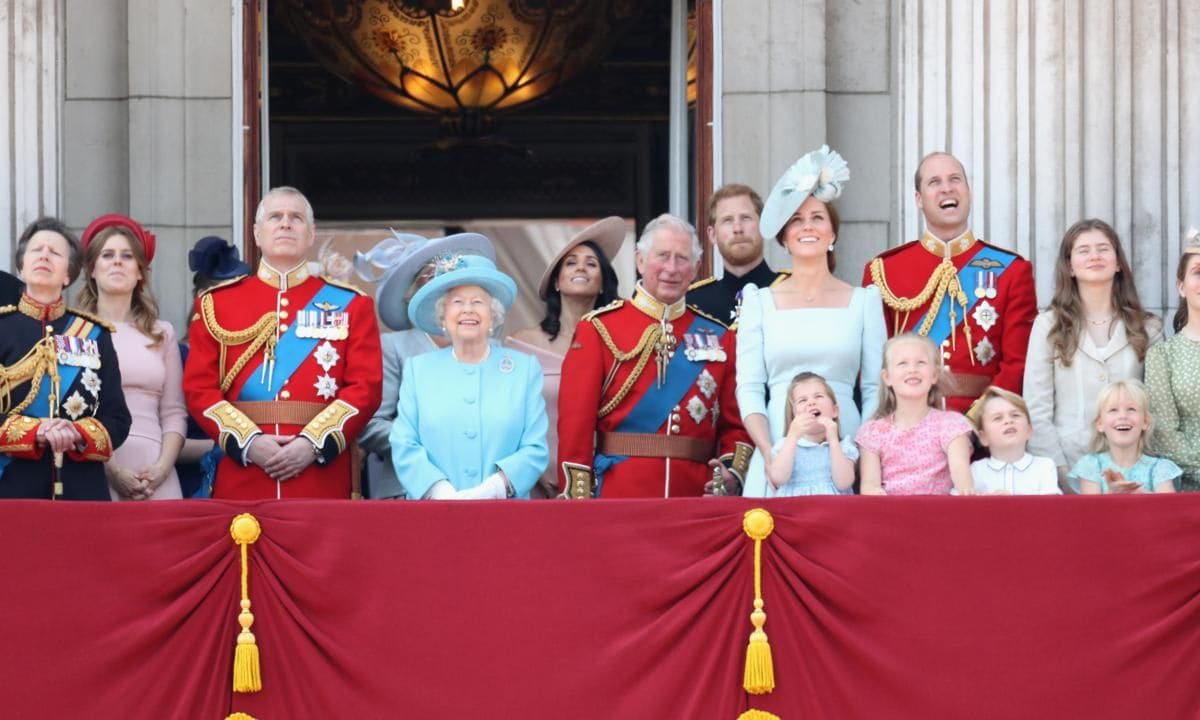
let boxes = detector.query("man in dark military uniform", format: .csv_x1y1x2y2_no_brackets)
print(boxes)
862,152,1037,414
558,213,752,498
686,183,788,324
183,187,382,499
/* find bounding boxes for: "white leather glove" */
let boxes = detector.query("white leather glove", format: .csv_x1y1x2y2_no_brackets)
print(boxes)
425,475,508,500
425,480,458,500
456,473,507,500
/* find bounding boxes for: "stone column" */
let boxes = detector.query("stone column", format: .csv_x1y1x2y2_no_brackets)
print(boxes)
1,0,62,271
62,0,233,332
895,0,1200,318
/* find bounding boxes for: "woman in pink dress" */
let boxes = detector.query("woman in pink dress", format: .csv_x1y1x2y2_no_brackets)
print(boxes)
506,217,626,496
77,214,187,500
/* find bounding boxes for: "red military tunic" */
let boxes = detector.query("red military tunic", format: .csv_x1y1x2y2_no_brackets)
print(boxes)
183,261,383,499
557,285,752,498
862,231,1037,413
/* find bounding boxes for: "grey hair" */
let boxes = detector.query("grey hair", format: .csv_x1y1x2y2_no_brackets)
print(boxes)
636,213,702,265
255,186,315,226
434,291,507,335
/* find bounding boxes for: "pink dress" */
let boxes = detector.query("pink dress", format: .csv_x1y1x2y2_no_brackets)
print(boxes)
855,409,974,495
108,320,188,500
503,337,562,498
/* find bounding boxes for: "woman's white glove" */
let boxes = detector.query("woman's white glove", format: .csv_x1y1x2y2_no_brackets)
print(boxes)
424,474,508,500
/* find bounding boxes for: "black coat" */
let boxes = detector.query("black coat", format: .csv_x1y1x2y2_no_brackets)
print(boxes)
0,301,131,500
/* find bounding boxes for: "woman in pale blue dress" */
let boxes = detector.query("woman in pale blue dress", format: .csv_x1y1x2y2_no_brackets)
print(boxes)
356,231,493,498
737,146,887,496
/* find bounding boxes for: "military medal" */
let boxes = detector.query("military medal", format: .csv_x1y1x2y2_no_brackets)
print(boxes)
703,331,727,362
974,336,996,365
974,271,986,299
985,271,997,299
972,300,998,332
297,307,350,340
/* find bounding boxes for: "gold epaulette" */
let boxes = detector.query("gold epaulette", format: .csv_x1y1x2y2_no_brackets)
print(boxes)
0,304,16,315
198,274,248,297
321,276,367,296
688,276,717,291
687,304,730,330
65,307,115,333
582,299,623,321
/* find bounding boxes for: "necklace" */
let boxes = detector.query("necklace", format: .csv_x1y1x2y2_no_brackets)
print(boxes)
1087,314,1114,326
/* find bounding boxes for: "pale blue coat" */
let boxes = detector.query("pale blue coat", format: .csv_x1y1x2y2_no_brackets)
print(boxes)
390,343,548,499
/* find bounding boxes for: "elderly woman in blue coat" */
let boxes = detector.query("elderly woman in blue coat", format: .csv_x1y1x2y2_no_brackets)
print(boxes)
389,253,548,499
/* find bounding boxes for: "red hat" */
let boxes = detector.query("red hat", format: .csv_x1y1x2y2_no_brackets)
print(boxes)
81,214,157,264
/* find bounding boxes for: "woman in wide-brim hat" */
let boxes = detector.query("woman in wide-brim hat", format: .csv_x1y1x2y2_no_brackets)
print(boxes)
735,145,887,497
507,216,625,496
389,252,548,500
77,213,187,500
357,231,494,499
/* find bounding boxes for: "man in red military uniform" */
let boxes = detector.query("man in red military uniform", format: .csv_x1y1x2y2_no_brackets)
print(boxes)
183,187,382,499
558,213,752,498
862,152,1037,414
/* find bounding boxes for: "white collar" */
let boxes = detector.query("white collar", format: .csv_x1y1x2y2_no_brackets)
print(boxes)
984,452,1035,472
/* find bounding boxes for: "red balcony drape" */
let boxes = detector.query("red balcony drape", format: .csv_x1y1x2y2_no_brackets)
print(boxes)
1,496,1197,719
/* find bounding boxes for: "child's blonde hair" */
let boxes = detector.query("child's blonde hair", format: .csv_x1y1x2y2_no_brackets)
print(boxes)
872,332,944,420
968,386,1030,432
1087,379,1154,454
782,371,840,429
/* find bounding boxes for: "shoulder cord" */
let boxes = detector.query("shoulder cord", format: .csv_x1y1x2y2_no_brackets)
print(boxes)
200,294,279,392
869,257,976,364
591,318,660,418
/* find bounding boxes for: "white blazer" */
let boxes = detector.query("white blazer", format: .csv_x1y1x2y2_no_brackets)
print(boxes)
1023,311,1162,468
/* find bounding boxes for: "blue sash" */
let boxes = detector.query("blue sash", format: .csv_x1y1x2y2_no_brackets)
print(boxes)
238,284,355,400
0,316,101,475
594,314,725,493
914,245,1017,346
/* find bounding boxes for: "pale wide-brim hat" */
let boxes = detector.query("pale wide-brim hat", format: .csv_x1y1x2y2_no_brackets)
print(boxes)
407,254,518,336
365,232,495,331
537,216,627,300
759,145,850,241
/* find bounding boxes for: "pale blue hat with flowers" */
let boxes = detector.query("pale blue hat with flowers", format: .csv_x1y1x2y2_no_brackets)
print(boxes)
407,253,517,336
361,231,495,331
759,145,850,240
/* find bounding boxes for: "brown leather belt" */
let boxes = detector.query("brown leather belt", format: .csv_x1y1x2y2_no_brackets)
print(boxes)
598,432,712,463
234,400,325,427
943,372,993,398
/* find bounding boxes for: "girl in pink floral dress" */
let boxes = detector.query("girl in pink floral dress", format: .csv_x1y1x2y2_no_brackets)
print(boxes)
856,333,975,495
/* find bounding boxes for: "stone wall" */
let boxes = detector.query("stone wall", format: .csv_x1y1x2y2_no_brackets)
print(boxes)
61,0,233,332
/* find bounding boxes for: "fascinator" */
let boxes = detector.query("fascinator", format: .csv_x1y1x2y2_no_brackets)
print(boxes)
759,145,850,241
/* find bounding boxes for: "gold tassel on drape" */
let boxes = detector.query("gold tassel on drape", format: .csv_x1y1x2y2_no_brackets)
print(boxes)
225,714,258,720
742,508,775,695
737,711,781,720
230,513,263,693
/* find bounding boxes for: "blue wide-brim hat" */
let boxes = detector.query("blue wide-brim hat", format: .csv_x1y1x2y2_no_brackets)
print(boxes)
188,235,250,279
408,253,517,336
367,232,495,331
759,144,850,240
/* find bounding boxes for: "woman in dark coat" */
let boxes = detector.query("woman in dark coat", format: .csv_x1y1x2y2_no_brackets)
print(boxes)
0,217,131,500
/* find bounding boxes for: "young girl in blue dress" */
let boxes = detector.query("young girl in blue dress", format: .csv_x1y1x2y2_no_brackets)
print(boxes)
766,372,857,496
1069,379,1180,494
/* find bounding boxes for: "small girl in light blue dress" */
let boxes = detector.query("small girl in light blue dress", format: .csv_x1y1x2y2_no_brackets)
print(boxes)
766,372,857,496
1069,379,1180,494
